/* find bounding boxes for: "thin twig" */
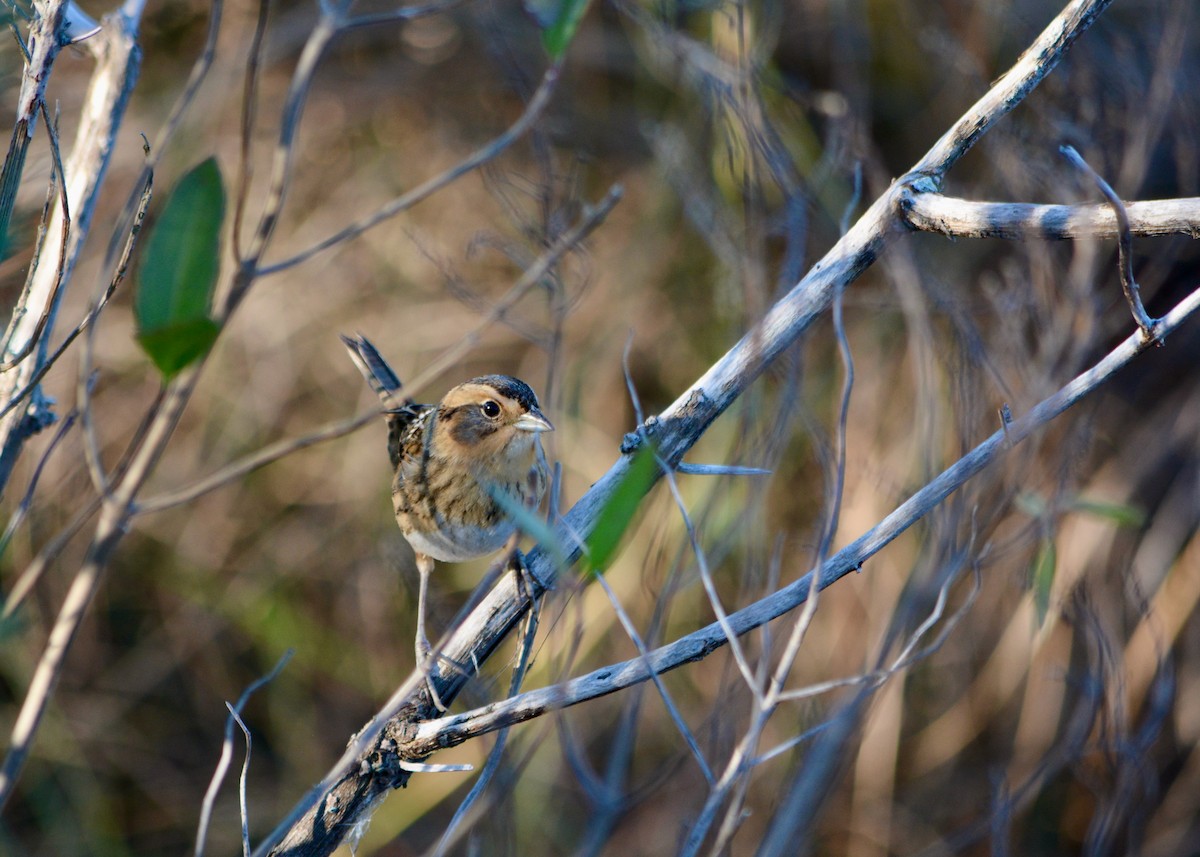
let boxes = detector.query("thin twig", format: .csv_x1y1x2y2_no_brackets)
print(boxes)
594,571,716,785
135,407,379,514
701,165,865,852
0,112,61,370
141,0,222,179
772,558,982,709
621,339,764,705
1,146,57,357
255,64,564,277
235,12,344,280
195,650,293,857
0,409,76,561
431,608,539,857
0,0,65,269
230,0,270,263
78,366,108,497
0,171,155,422
229,705,253,857
1059,144,1160,340
685,250,859,853
0,101,72,372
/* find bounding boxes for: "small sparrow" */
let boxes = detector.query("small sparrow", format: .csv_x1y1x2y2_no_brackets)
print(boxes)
341,334,553,666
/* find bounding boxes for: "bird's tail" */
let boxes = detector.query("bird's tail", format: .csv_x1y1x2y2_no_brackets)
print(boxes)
340,333,410,407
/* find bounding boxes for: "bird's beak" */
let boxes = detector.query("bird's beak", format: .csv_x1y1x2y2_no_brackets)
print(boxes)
514,409,554,433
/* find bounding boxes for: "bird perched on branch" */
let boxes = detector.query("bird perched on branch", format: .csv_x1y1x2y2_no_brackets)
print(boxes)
341,334,553,670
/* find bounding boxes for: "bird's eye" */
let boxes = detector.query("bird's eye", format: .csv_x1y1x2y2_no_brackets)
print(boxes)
481,400,501,419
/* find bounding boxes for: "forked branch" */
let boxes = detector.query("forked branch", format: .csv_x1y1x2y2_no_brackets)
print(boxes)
257,2,1169,854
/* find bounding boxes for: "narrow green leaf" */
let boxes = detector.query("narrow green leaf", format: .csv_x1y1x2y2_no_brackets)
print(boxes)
584,444,660,575
1069,498,1146,529
541,0,592,59
487,483,567,566
135,157,225,378
1031,537,1056,627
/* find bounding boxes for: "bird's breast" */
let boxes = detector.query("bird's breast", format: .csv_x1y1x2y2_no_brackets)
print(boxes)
401,519,515,562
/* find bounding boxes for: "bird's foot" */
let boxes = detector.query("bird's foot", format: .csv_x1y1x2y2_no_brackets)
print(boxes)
414,634,448,713
509,549,543,604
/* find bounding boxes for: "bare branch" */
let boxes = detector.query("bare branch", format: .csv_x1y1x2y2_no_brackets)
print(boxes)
901,192,1200,240
0,4,143,493
0,101,72,373
909,0,1116,182
0,171,152,423
398,281,1200,756
255,3,1124,851
230,0,269,264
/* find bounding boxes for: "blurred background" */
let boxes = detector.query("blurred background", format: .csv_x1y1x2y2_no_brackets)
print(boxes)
2,0,1199,853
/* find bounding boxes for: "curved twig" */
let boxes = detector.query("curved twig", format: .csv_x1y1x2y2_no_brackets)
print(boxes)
1059,144,1160,340
195,650,293,857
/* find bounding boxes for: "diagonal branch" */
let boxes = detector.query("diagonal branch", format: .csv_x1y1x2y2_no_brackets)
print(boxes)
255,1,1122,854
399,281,1200,755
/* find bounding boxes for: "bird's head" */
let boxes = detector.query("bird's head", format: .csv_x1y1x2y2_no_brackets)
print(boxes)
434,375,553,468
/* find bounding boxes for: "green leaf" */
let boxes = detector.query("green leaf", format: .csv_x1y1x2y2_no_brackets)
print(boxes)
136,319,221,378
1069,498,1146,529
1031,537,1056,628
487,483,567,565
135,157,225,379
584,444,660,575
540,0,592,59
